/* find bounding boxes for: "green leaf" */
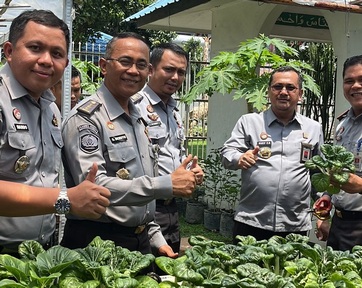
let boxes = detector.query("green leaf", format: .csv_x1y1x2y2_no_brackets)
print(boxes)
311,173,330,192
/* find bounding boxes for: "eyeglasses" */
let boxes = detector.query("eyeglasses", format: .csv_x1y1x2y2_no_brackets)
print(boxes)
271,84,298,92
106,57,149,71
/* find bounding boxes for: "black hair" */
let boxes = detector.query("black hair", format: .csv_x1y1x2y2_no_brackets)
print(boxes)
104,32,150,58
71,65,81,80
150,43,189,67
268,66,303,89
9,9,70,52
343,55,362,77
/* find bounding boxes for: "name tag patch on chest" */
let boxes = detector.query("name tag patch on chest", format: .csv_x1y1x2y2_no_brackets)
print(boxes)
15,123,29,131
110,134,127,143
80,134,99,153
148,121,161,127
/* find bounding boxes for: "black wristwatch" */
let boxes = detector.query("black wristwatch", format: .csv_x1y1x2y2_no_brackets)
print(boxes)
54,189,71,214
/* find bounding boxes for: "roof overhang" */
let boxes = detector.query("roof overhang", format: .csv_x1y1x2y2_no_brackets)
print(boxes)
125,0,362,33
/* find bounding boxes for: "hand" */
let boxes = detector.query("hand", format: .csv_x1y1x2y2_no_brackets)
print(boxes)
171,154,196,198
158,244,178,258
332,173,362,194
312,194,332,220
68,163,111,219
314,219,330,241
237,146,259,170
189,156,204,185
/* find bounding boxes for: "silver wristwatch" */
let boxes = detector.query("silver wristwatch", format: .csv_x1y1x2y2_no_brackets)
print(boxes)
54,189,71,214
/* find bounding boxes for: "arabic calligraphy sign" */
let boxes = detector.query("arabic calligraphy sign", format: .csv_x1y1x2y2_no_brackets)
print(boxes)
276,12,329,29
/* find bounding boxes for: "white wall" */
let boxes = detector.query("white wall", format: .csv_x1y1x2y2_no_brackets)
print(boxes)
207,1,362,152
207,2,274,151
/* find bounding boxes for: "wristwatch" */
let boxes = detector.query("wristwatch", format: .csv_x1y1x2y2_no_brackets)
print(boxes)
54,189,71,214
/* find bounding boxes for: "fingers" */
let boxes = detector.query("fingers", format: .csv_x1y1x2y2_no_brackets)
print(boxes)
238,148,259,170
252,146,260,155
181,154,193,169
85,163,98,183
190,156,198,169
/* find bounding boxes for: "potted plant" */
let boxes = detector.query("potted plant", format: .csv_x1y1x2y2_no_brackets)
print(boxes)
202,148,239,231
219,177,240,238
185,184,206,224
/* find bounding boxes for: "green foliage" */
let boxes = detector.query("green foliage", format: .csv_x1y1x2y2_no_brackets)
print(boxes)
0,236,154,287
182,34,321,112
72,59,102,95
202,148,240,212
298,42,336,142
305,144,355,193
154,234,362,287
72,0,176,46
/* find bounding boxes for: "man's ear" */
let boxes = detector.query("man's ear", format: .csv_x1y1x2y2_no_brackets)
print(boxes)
98,58,107,75
148,63,154,76
3,42,13,59
299,89,304,102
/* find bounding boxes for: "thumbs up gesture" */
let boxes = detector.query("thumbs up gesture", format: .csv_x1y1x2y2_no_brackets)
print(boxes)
68,163,111,219
171,155,197,198
238,146,259,170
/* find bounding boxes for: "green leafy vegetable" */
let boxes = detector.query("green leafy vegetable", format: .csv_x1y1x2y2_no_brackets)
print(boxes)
305,144,355,193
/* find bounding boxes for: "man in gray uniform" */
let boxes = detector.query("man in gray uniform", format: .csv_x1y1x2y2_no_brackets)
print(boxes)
0,10,110,255
221,66,324,242
133,43,204,255
61,33,197,256
314,55,362,251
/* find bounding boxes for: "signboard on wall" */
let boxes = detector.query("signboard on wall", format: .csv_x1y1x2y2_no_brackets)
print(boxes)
276,12,329,30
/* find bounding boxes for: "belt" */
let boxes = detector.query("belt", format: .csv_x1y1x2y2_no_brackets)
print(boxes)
98,221,147,235
68,219,147,235
335,209,362,220
156,198,175,206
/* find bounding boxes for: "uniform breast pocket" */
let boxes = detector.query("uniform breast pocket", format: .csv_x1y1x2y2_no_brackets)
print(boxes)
107,144,137,164
107,144,138,178
50,129,64,172
0,131,36,178
148,125,166,141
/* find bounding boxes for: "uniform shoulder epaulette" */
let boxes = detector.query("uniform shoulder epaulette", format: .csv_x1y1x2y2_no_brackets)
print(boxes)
77,99,101,116
131,93,143,104
337,109,349,121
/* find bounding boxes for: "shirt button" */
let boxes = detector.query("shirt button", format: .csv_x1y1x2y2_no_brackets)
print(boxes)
41,172,46,177
22,141,25,147
44,141,47,145
41,234,45,240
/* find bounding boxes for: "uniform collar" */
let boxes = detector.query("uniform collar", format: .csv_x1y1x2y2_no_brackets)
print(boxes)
265,107,302,126
97,83,141,121
0,63,55,102
143,84,177,109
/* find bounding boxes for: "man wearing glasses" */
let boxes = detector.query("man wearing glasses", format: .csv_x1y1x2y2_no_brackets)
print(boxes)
221,66,324,242
61,32,197,256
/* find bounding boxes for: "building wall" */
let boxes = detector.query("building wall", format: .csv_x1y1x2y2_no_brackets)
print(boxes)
206,1,362,152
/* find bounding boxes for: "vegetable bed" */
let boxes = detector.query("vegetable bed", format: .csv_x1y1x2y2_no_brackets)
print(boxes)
1,234,362,287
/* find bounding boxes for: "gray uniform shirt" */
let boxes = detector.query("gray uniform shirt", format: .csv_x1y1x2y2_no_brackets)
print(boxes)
332,109,362,210
133,85,185,176
62,83,173,248
0,64,62,250
221,108,323,232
